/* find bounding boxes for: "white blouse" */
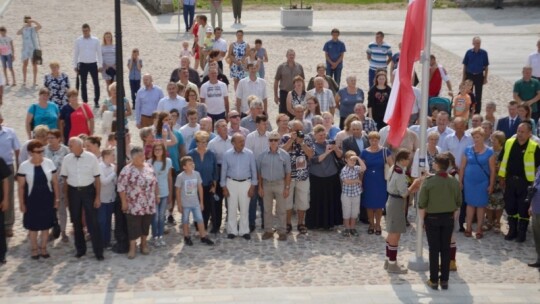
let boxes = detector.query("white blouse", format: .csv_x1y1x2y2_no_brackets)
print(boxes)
17,158,57,193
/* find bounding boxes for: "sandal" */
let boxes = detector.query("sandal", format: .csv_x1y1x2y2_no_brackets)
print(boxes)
31,248,40,260
375,227,382,236
368,226,375,235
286,224,292,234
475,232,483,239
493,223,501,233
298,224,308,235
464,230,472,237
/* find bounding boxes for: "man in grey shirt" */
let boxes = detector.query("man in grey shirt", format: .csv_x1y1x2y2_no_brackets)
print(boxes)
257,131,291,241
221,133,257,240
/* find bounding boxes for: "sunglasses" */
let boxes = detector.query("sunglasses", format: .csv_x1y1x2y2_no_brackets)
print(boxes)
269,139,280,142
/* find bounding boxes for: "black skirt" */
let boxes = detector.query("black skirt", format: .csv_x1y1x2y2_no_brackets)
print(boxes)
306,174,342,230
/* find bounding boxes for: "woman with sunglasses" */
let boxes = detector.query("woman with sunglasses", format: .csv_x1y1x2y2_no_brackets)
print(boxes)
17,139,60,259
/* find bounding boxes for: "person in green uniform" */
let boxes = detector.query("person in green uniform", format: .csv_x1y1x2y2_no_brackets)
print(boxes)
419,153,462,290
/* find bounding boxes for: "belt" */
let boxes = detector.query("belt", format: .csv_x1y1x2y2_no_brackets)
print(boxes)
69,184,94,191
141,114,153,118
263,179,284,183
467,72,483,76
228,177,250,182
388,193,402,199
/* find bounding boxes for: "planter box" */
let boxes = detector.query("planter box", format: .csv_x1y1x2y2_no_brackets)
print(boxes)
280,8,313,28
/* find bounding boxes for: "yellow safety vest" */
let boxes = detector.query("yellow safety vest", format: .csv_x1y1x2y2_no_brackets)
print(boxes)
498,138,538,182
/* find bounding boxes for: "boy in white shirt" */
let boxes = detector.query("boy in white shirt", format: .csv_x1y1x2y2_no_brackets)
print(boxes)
179,108,200,150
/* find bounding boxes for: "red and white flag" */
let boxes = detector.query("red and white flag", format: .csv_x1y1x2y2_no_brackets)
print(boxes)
384,0,427,147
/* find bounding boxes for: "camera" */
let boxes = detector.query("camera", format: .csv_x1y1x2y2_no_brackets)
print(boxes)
525,185,538,203
296,131,304,139
327,139,336,145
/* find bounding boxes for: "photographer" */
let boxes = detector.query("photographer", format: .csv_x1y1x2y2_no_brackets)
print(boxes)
498,121,540,242
280,120,314,234
306,125,342,230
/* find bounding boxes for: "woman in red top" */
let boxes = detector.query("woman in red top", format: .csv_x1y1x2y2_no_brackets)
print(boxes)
59,89,94,144
191,15,201,71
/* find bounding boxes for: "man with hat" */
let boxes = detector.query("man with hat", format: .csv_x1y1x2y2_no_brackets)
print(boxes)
257,131,291,241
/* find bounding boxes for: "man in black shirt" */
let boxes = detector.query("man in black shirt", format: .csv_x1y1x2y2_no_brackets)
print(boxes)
498,122,540,242
0,158,11,264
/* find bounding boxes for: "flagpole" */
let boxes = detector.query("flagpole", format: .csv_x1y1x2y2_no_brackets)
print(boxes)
408,0,431,272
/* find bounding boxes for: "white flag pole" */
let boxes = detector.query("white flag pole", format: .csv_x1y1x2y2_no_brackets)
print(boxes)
408,0,432,272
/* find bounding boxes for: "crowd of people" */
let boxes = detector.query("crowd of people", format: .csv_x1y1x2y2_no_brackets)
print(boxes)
0,9,540,292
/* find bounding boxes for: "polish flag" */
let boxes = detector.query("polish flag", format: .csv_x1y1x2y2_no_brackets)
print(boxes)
384,0,427,147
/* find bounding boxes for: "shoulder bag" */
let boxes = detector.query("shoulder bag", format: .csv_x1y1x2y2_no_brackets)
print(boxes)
79,102,92,134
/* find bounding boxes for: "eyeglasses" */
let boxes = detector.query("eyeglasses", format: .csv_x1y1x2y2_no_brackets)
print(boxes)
33,150,45,154
229,115,240,119
269,139,280,142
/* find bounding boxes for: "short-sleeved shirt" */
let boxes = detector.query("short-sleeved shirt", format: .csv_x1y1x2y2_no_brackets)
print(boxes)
452,94,472,120
157,129,184,173
117,163,157,215
175,170,202,208
29,102,60,130
257,148,291,182
323,39,346,69
0,126,21,165
307,88,335,112
514,78,540,112
150,158,172,197
340,165,363,197
274,62,305,92
280,134,314,181
0,36,13,55
462,48,489,74
367,86,391,123
366,41,392,70
60,151,100,187
200,80,228,114
337,88,364,118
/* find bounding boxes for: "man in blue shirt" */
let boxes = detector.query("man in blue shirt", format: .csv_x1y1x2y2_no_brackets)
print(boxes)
323,28,346,86
462,36,489,114
221,133,258,240
135,74,164,128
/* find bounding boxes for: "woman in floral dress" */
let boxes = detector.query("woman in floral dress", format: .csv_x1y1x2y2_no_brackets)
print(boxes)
44,62,70,107
227,29,249,91
117,146,158,259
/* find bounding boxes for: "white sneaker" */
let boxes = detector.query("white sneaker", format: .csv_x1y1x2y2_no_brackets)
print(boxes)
152,237,161,247
159,237,166,247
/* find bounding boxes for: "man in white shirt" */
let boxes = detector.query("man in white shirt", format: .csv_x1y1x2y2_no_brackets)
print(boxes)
157,82,187,113
212,27,227,71
528,39,540,80
73,24,103,108
236,63,268,115
179,108,200,150
200,68,229,122
307,77,335,115
427,111,454,146
61,137,103,260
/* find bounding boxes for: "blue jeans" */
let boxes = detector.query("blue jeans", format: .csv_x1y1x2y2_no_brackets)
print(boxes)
183,5,195,30
326,65,343,87
368,68,376,88
152,196,168,238
97,202,116,247
129,79,141,107
249,193,264,228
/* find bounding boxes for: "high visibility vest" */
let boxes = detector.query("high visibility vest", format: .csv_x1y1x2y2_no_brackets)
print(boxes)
498,138,538,182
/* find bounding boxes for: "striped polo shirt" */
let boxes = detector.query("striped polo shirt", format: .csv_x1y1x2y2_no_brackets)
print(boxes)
366,41,392,70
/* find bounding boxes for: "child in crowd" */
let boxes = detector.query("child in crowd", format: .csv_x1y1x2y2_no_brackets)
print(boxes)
452,82,472,121
464,79,477,113
444,152,459,272
149,142,173,247
0,26,16,86
175,156,214,246
243,48,261,76
339,151,366,237
98,149,117,248
180,41,193,58
169,108,182,131
484,101,497,127
254,39,268,79
486,131,505,233
127,48,142,106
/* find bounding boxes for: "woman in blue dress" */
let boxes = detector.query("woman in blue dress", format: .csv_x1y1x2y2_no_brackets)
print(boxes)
16,16,42,86
360,131,393,235
227,30,249,91
460,127,495,239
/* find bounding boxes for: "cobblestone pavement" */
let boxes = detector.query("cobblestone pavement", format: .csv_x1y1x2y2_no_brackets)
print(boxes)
0,0,539,302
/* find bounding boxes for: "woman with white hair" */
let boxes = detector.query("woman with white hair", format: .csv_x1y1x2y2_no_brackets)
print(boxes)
335,75,364,129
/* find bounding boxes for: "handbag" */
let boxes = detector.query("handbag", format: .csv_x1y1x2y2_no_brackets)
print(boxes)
79,102,92,134
30,28,42,65
383,147,392,181
52,209,61,240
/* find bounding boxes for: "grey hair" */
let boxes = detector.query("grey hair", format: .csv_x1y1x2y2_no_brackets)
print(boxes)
354,103,366,111
350,120,363,129
130,146,144,158
139,126,154,141
311,115,323,126
249,98,263,109
214,119,227,132
68,137,84,146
